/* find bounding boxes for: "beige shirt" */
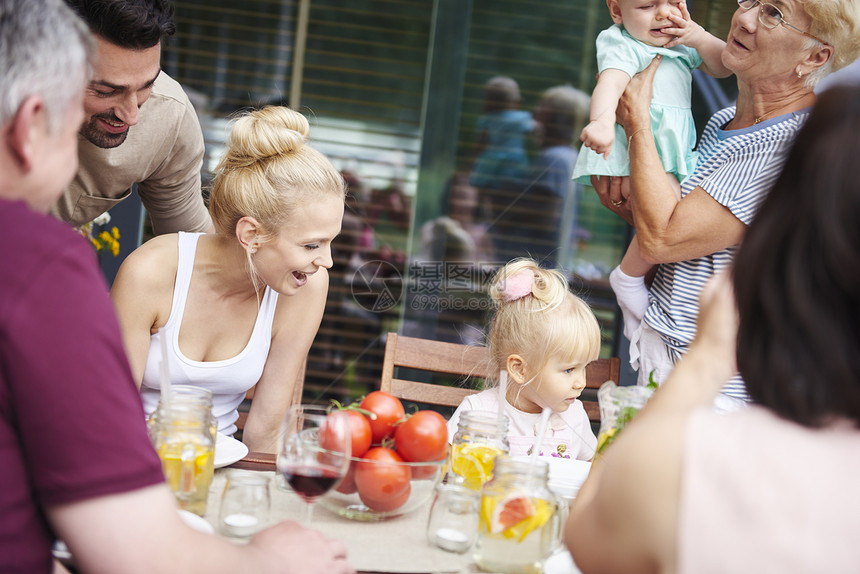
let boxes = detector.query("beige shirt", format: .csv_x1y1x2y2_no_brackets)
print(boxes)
51,72,212,234
678,405,860,573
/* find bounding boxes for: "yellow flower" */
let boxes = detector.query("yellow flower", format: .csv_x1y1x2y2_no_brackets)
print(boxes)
78,218,120,256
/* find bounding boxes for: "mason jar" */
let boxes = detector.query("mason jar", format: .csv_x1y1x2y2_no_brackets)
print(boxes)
147,384,216,444
474,455,562,574
448,409,510,491
148,390,216,516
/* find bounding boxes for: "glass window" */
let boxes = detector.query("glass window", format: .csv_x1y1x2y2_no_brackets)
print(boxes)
163,0,736,401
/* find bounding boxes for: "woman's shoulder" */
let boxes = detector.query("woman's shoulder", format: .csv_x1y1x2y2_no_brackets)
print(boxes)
115,233,180,289
135,232,181,252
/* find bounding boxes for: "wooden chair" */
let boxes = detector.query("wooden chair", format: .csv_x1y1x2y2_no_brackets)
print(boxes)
379,332,620,423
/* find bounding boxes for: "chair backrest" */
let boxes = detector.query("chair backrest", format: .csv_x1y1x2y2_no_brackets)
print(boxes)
379,332,620,423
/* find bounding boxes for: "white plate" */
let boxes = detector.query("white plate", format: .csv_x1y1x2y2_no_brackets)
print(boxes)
178,509,215,534
545,550,583,574
215,432,249,468
511,456,591,499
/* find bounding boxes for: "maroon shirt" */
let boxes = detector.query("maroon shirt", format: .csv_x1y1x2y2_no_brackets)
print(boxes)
0,199,164,573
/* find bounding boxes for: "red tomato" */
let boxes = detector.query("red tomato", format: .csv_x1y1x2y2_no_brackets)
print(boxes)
319,411,351,455
336,459,358,494
359,391,405,444
354,447,411,506
412,460,444,480
394,410,448,463
319,409,372,460
359,481,411,512
342,409,372,458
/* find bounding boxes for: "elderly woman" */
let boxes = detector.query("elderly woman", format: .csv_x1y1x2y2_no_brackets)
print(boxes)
597,0,860,405
568,85,860,573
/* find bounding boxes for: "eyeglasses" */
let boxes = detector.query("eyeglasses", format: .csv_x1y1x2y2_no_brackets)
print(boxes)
737,0,827,45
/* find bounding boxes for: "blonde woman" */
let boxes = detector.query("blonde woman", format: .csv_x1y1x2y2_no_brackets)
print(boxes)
112,106,345,453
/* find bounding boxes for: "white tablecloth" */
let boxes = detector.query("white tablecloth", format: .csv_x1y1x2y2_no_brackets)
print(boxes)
203,469,581,574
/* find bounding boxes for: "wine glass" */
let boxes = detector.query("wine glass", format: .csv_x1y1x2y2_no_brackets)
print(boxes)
277,404,351,523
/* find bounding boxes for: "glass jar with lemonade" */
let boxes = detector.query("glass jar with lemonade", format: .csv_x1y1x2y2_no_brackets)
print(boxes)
147,385,217,442
594,381,654,459
449,410,509,491
149,397,216,516
474,456,562,574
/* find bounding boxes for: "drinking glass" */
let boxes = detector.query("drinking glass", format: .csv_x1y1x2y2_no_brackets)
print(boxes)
277,404,351,523
426,483,480,553
218,469,271,539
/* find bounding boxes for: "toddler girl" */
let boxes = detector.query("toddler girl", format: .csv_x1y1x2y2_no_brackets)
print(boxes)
571,0,730,340
447,258,601,460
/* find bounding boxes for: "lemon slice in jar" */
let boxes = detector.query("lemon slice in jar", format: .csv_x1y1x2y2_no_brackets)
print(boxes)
450,443,501,490
595,427,617,456
480,492,554,542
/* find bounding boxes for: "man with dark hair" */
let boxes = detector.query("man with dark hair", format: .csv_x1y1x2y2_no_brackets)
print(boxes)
51,0,213,234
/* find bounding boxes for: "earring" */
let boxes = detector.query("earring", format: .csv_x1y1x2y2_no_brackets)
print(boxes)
797,69,803,79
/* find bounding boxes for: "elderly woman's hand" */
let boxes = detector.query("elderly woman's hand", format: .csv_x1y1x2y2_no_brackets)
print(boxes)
616,55,661,134
591,174,634,225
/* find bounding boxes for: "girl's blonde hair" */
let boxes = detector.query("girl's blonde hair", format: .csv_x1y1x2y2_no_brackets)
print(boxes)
486,258,601,385
208,105,346,242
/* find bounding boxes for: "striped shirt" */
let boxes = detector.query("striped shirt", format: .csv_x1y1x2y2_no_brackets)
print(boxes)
644,105,809,399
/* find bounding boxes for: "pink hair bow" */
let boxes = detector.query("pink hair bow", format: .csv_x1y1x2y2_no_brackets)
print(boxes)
500,269,534,301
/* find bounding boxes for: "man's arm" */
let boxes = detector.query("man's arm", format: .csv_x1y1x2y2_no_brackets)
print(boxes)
49,484,354,574
137,74,213,234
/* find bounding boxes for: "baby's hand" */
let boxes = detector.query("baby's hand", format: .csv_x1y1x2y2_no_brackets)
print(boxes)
581,120,615,159
663,1,706,49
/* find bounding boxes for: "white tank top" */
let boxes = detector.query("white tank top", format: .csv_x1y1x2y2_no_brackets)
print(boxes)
140,232,279,436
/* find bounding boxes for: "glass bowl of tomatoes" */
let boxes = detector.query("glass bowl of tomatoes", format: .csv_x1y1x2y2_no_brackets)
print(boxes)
317,449,447,521
317,393,450,521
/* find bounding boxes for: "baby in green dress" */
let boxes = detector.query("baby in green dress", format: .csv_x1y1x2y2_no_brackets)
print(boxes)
572,0,731,341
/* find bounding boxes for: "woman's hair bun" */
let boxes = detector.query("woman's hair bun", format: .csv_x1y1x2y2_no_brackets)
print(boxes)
221,106,311,169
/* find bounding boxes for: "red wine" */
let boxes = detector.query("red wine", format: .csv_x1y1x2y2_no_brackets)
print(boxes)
282,466,341,501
